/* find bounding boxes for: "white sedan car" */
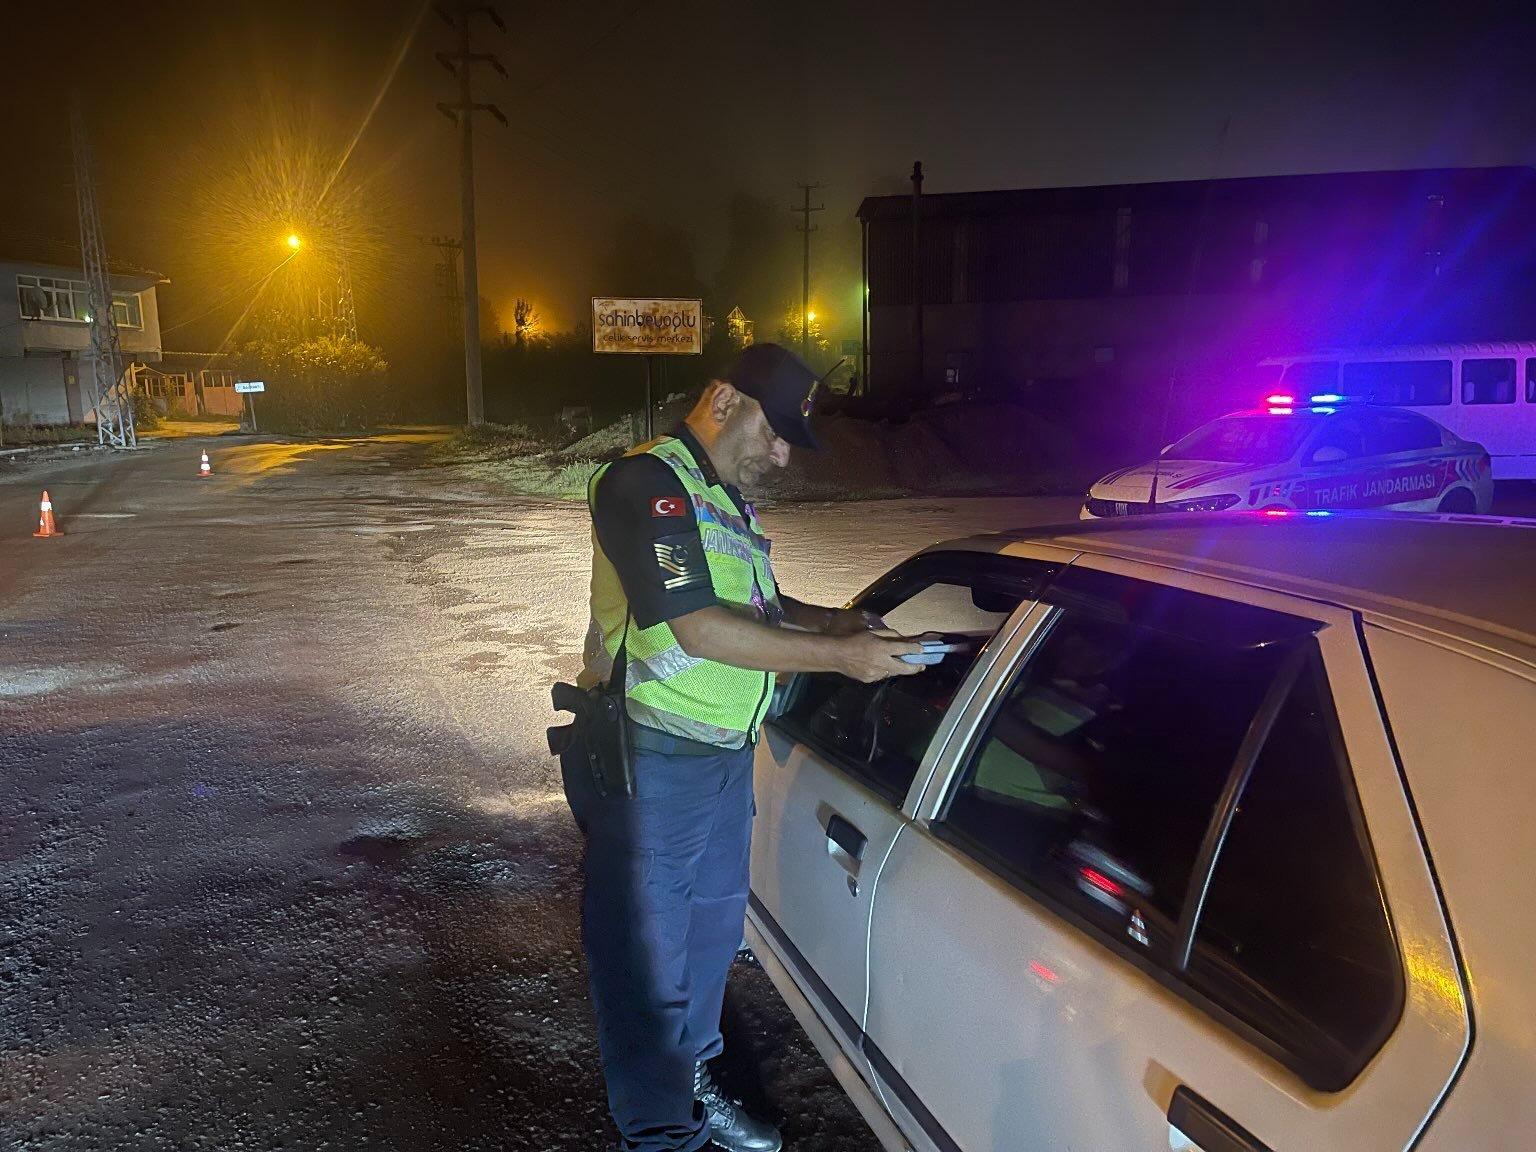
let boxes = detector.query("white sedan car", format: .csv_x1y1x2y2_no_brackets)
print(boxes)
748,512,1535,1152
1082,400,1493,519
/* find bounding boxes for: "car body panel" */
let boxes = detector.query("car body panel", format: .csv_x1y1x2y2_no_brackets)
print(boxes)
1362,624,1536,1152
748,547,1073,1072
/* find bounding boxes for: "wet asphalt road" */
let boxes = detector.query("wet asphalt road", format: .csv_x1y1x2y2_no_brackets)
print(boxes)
0,434,1077,1152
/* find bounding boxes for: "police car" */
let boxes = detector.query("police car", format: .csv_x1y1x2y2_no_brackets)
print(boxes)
1082,394,1493,519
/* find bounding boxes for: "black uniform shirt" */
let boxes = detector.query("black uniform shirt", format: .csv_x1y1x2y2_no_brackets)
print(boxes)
592,427,746,630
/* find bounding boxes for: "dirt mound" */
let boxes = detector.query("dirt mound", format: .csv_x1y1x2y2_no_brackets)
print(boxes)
453,401,1079,502
922,402,1074,477
755,415,901,501
759,403,1074,500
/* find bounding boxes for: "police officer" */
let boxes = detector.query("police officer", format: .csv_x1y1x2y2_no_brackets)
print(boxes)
562,343,922,1152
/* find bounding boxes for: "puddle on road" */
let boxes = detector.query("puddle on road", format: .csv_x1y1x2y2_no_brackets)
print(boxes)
0,663,128,698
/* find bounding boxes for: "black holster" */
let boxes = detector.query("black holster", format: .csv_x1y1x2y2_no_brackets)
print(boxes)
548,682,636,799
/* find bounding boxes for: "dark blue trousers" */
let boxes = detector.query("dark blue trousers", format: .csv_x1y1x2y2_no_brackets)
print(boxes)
562,735,755,1152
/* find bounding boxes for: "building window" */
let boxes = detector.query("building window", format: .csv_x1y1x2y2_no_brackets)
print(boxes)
1113,207,1131,293
1249,219,1269,285
112,293,143,329
17,274,89,322
16,275,141,328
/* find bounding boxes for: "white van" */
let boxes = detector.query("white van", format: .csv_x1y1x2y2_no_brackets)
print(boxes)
1260,343,1536,479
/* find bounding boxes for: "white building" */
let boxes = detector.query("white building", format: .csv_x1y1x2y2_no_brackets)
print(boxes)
1,246,166,426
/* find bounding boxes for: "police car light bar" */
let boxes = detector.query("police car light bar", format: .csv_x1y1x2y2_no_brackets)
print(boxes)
1310,393,1345,404
1264,393,1295,406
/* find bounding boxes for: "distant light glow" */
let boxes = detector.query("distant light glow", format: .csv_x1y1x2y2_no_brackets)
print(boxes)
1305,510,1332,517
1310,406,1337,415
806,310,817,323
1265,393,1295,406
1310,393,1345,404
286,233,302,250
1264,509,1291,517
1267,406,1294,415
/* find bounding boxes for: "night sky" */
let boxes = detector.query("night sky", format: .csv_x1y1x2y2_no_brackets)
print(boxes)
3,1,1535,351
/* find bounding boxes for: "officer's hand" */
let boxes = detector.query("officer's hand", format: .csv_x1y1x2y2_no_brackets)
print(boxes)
824,607,885,636
836,631,925,683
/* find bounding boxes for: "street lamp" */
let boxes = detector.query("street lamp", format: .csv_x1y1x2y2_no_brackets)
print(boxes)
286,233,302,251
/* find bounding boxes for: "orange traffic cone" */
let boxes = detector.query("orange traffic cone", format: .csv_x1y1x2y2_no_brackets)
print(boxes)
33,490,62,537
198,450,212,478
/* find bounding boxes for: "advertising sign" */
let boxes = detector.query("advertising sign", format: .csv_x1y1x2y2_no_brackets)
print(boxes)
591,298,704,355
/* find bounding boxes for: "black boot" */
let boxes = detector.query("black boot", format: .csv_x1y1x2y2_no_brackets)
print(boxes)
694,1062,782,1152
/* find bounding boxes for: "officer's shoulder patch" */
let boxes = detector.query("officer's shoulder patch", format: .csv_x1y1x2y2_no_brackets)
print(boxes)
652,532,709,593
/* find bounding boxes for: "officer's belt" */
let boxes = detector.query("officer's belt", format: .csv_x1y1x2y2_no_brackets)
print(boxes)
630,721,746,757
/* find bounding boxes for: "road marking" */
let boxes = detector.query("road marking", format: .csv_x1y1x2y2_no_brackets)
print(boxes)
71,512,138,519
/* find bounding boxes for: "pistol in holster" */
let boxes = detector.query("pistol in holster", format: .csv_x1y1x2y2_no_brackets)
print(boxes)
548,681,636,800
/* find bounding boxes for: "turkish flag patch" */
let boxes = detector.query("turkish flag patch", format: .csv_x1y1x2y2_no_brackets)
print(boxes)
651,496,685,518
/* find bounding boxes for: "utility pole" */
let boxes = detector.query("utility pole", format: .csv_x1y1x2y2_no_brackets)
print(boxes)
72,102,134,448
790,183,824,361
427,235,465,346
434,3,507,426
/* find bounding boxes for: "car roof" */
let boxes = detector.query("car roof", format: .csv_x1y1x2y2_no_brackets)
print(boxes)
1261,341,1536,363
1213,405,1433,422
935,513,1536,664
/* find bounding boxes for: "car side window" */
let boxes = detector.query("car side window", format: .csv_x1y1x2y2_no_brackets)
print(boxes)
1305,419,1364,464
1188,657,1401,1087
1525,358,1536,403
1462,358,1517,405
778,552,1059,806
935,568,1398,1090
937,585,1288,964
1362,411,1443,455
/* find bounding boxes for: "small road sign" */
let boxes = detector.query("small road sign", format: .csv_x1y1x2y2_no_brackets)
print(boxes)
234,380,266,394
591,298,703,355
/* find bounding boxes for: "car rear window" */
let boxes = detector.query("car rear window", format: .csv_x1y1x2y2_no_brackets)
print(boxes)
935,568,1401,1090
1166,415,1312,466
1188,659,1401,1083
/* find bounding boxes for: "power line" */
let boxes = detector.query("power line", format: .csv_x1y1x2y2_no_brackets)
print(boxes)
160,252,297,336
318,0,436,206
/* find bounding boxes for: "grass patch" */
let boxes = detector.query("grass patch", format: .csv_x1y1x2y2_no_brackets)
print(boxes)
451,454,603,499
431,422,555,463
0,424,95,447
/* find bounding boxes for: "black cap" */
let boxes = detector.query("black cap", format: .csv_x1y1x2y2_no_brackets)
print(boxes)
724,342,821,450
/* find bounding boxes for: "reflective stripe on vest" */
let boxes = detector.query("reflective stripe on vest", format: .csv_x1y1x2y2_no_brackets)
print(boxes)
586,435,778,745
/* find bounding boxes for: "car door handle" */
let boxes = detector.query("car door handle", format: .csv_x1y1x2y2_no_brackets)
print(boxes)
1167,1086,1272,1152
825,813,867,862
